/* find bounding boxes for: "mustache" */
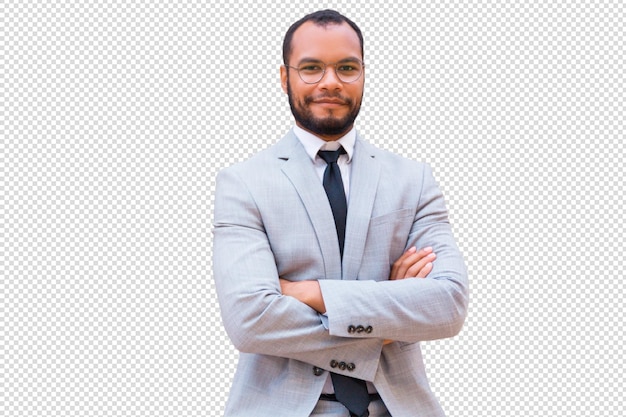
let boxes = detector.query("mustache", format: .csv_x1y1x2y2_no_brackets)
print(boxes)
304,94,353,105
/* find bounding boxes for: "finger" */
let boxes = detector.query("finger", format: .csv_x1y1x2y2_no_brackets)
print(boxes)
420,246,434,257
406,252,436,278
393,247,434,279
392,250,417,279
415,261,433,278
405,253,437,278
405,252,436,278
391,247,435,279
390,246,417,279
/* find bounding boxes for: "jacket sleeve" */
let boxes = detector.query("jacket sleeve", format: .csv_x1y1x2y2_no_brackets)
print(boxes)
212,167,384,381
319,163,469,343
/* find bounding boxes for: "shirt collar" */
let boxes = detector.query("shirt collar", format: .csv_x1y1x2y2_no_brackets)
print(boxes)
293,125,355,164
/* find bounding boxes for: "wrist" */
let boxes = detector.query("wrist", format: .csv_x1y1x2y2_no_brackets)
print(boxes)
305,280,326,314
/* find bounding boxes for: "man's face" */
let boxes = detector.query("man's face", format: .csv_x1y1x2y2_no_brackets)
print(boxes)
281,21,365,141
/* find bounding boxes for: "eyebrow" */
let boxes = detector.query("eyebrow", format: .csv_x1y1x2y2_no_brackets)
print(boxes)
296,56,362,65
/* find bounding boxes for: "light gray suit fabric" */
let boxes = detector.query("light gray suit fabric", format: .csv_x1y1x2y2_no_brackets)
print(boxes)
311,398,391,416
213,130,469,416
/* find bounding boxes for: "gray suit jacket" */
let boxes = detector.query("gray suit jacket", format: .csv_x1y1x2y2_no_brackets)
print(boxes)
213,130,469,416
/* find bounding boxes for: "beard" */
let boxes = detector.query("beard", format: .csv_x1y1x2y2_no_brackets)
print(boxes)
287,75,362,137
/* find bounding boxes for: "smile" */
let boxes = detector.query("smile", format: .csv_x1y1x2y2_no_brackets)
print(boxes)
312,99,346,106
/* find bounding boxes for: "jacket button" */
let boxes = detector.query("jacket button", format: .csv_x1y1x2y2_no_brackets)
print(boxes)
348,325,356,333
338,361,347,370
346,363,356,371
313,366,324,376
356,325,365,333
330,360,338,368
365,326,373,333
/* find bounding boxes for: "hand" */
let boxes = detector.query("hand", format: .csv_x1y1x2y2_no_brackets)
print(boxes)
384,247,436,346
279,279,326,314
389,246,436,280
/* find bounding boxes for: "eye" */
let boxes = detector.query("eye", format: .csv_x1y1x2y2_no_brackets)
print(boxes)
299,64,323,72
337,64,360,73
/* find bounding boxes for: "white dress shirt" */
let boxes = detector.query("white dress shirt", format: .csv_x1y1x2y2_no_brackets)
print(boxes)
293,125,354,201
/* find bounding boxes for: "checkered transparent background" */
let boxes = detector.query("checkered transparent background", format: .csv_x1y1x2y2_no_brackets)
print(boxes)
5,1,624,416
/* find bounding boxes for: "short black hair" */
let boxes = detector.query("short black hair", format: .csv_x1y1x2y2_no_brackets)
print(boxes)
282,9,364,65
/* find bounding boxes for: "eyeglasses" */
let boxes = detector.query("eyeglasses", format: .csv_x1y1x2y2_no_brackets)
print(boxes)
285,60,365,84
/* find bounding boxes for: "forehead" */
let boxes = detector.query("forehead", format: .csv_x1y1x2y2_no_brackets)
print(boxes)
290,21,362,64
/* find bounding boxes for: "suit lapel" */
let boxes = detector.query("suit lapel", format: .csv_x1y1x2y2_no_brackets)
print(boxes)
343,137,380,280
277,131,343,280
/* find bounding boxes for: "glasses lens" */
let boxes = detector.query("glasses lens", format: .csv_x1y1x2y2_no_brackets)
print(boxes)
296,61,363,84
298,63,325,84
336,62,363,83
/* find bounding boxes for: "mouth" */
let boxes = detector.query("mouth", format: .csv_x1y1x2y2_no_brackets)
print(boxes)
312,98,347,107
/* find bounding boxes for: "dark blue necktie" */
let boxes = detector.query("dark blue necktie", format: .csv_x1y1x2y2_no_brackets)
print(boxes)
318,148,370,417
318,148,348,258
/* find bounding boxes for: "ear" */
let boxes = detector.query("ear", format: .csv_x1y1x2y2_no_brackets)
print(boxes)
280,65,288,94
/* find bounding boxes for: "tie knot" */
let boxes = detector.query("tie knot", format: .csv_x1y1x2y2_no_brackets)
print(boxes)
318,147,346,165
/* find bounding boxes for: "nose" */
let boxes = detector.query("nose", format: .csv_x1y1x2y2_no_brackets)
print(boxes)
317,65,342,90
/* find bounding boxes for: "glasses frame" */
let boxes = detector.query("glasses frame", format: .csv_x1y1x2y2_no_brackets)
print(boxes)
285,60,365,84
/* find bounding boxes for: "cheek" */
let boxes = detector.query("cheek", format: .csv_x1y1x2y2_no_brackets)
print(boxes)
347,84,364,98
292,86,315,104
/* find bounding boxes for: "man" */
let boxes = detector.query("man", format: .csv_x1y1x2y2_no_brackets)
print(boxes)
213,9,468,417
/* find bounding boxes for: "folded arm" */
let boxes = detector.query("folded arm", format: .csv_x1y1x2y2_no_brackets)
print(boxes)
280,245,437,313
319,164,469,343
212,168,384,380
213,162,468,380
280,246,436,345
